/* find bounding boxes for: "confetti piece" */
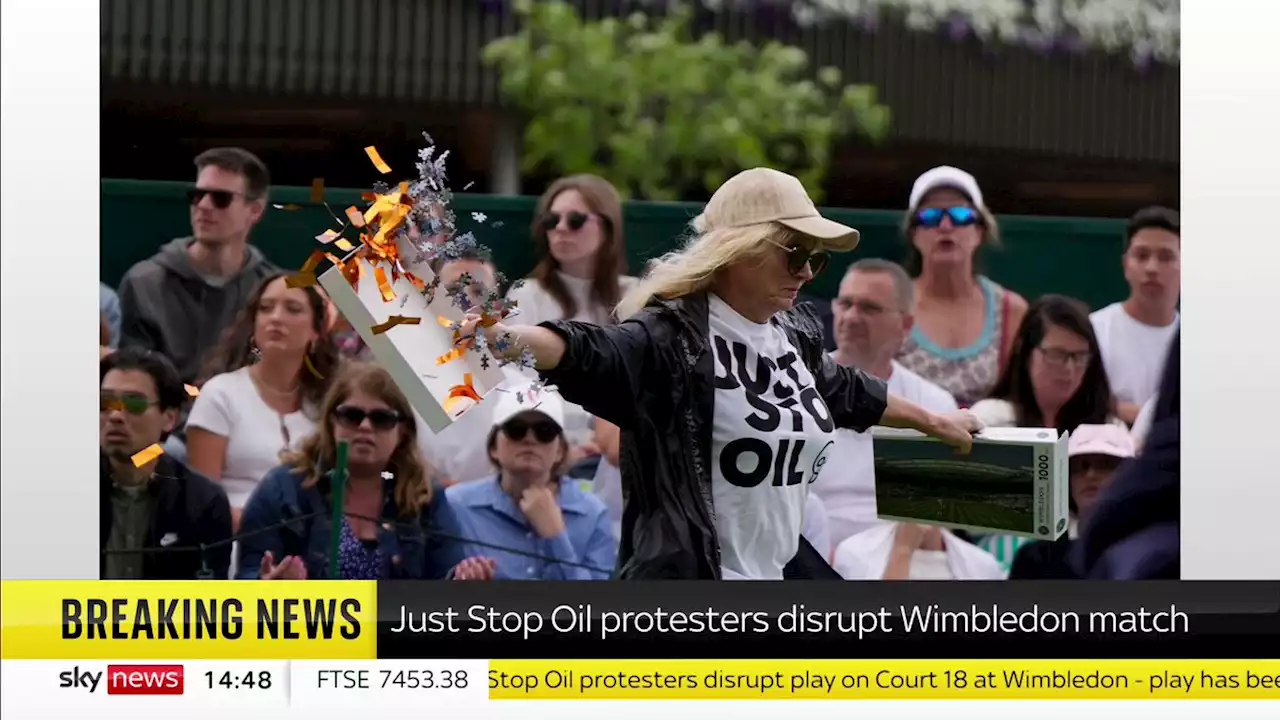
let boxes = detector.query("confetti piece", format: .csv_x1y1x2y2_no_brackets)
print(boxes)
273,203,303,211
131,443,164,468
373,265,396,302
184,384,200,398
437,315,455,328
345,206,366,228
310,177,326,204
365,145,392,174
316,229,340,244
443,373,482,415
436,343,469,365
303,355,325,380
335,238,355,252
370,314,422,335
287,250,326,289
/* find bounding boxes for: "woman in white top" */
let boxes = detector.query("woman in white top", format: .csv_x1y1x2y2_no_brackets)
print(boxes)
507,174,638,469
186,273,340,524
968,294,1118,570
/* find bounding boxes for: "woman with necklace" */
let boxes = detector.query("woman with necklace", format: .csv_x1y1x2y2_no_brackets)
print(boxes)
186,272,340,528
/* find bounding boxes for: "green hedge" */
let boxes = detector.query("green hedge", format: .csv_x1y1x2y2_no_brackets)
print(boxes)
101,179,1128,309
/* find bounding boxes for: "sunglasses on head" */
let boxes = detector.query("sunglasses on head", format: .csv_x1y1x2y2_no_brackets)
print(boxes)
101,392,157,416
541,211,590,233
913,206,979,229
332,406,403,431
772,241,830,277
187,188,240,209
501,416,561,444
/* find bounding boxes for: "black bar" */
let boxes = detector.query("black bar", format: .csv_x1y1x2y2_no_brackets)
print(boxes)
376,582,1280,659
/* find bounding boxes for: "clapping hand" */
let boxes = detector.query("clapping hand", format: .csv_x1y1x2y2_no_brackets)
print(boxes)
260,551,308,580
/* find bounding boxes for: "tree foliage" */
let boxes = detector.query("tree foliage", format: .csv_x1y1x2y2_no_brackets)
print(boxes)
482,0,892,202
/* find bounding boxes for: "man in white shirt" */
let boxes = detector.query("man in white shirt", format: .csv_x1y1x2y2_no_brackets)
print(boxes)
1090,207,1180,425
812,259,959,546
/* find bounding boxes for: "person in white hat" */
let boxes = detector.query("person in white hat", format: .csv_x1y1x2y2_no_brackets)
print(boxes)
444,382,616,580
895,166,1028,409
1008,423,1136,579
463,167,982,580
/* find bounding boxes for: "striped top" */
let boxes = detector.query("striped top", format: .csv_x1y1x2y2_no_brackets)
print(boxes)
896,276,1009,408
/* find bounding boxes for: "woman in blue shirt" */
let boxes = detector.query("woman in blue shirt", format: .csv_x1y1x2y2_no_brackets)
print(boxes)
446,383,617,580
238,362,495,580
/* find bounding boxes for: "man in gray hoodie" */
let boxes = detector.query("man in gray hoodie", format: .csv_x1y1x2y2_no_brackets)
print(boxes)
118,147,281,383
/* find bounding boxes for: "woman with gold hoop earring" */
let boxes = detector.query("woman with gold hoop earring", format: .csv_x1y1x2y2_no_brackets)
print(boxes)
186,272,341,530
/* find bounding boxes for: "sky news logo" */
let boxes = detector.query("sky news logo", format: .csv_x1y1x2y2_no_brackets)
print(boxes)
58,665,185,695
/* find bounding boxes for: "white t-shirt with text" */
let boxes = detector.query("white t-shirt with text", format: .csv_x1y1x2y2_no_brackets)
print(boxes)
1090,302,1179,408
186,367,315,508
811,360,959,547
708,295,837,580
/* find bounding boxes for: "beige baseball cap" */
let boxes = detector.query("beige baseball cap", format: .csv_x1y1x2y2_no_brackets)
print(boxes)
1068,424,1136,460
699,168,861,252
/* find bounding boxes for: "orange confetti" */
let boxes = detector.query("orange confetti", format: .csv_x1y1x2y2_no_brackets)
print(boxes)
334,238,355,252
287,250,326,289
131,443,165,468
184,384,200,398
404,271,426,292
443,373,482,415
373,265,396,302
345,206,366,228
370,315,422,335
437,316,455,328
436,343,469,365
310,177,326,204
316,229,340,244
365,145,393,174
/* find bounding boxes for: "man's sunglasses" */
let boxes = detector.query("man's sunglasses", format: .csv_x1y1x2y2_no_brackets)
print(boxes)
912,206,980,229
101,392,157,416
501,416,561,444
770,241,830,277
332,406,403,431
187,188,241,209
541,211,590,233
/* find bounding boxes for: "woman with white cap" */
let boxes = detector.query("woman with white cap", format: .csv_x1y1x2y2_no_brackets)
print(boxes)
461,167,982,580
896,166,1028,408
445,384,617,580
1009,423,1137,579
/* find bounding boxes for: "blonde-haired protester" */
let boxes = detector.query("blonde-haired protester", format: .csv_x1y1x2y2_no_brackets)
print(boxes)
236,363,496,580
508,174,639,476
896,167,1028,408
460,168,982,580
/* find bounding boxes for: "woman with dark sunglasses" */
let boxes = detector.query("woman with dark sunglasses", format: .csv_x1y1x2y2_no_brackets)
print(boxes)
237,363,495,581
461,167,982,580
445,384,616,580
895,166,1028,408
509,175,638,482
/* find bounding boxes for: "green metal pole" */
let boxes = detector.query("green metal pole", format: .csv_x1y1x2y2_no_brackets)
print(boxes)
327,440,350,579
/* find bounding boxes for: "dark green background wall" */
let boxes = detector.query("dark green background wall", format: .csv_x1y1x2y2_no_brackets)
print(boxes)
101,179,1129,310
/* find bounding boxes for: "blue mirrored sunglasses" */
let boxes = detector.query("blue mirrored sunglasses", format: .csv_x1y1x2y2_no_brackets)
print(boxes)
913,206,979,228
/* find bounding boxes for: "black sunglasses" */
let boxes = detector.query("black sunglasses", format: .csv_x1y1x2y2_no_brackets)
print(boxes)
774,242,830,277
187,188,240,209
541,211,590,233
913,206,979,228
101,392,157,416
501,416,561,444
332,406,403,431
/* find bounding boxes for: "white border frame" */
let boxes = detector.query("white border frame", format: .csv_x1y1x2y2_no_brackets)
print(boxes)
1,0,1277,580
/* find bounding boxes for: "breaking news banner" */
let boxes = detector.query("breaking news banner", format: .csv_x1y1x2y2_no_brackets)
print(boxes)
1,580,1279,710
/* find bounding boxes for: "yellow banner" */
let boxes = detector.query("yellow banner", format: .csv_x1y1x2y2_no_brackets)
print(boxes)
0,581,378,660
488,660,1280,701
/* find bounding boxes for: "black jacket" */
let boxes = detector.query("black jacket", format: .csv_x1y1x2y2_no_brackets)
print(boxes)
100,451,234,579
541,292,888,579
1073,331,1180,579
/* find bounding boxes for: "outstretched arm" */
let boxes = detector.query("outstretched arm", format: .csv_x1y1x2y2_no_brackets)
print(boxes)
461,314,663,430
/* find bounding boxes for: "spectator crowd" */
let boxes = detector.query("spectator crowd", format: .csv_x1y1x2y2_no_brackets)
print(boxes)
99,147,1180,582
